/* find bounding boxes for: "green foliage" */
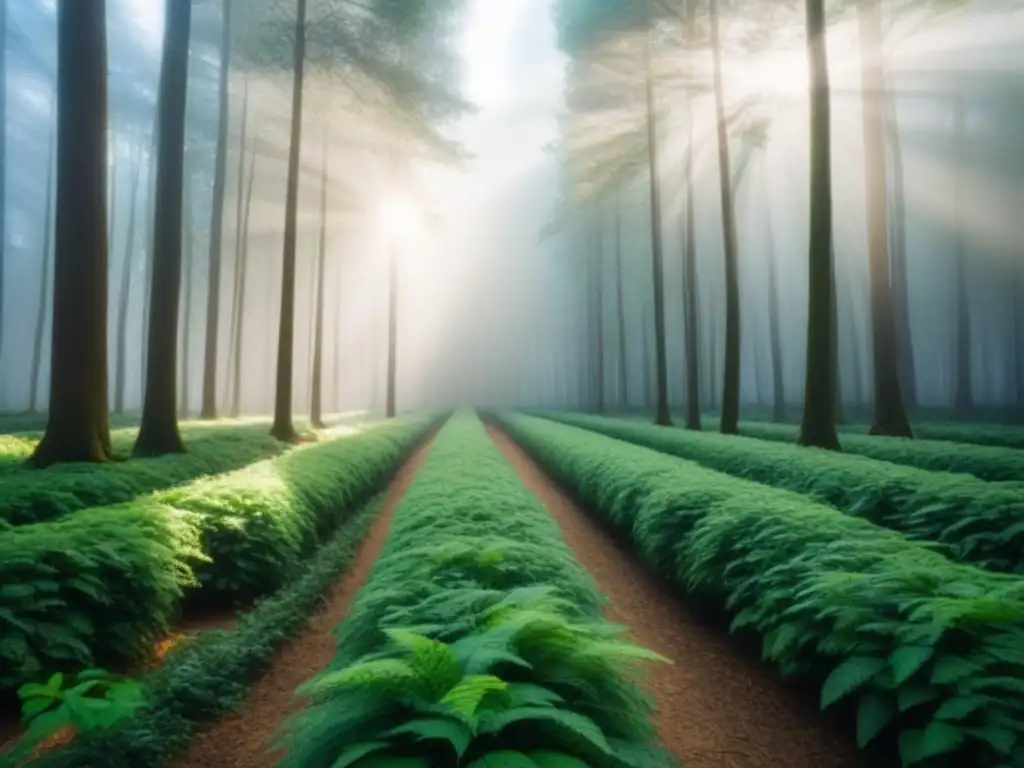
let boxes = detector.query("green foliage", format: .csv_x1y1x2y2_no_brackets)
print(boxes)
275,412,674,768
537,412,1024,575
494,412,1024,767
0,423,291,525
23,495,388,768
727,418,1024,483
0,414,441,695
1,670,143,767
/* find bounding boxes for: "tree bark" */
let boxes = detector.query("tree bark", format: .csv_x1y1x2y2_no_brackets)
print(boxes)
134,0,191,457
831,241,844,424
309,125,328,428
29,0,112,467
30,124,56,413
591,216,605,413
114,141,144,414
201,0,232,420
270,0,307,441
952,93,973,415
613,195,629,407
682,111,701,431
798,0,840,450
180,168,193,418
764,173,785,423
708,0,742,434
885,88,917,410
642,16,672,427
229,137,258,417
139,140,157,386
225,74,249,407
858,0,912,437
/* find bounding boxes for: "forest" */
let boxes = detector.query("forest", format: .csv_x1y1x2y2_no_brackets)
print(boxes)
0,0,1022,766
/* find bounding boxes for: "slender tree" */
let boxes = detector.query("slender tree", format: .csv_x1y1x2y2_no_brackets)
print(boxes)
612,197,629,408
225,74,249,405
309,125,329,428
951,93,973,415
858,0,912,436
30,126,56,413
682,103,701,429
763,170,785,422
134,0,191,456
113,141,144,414
180,167,194,418
708,0,742,434
385,239,398,418
799,0,840,450
642,6,672,426
29,0,112,467
0,0,7,360
270,0,308,440
591,216,605,413
229,137,258,417
201,0,232,420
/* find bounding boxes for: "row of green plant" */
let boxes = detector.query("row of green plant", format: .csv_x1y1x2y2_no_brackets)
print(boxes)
0,413,442,695
275,411,675,768
0,422,297,525
541,411,1024,575
710,418,1024,483
3,494,389,768
494,412,1024,767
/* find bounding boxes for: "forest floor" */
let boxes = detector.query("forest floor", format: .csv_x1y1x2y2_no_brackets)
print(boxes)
487,425,864,768
172,436,436,768
148,423,867,768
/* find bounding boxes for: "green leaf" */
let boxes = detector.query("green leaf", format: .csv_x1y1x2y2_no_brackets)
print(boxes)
327,740,390,767
896,685,940,712
20,696,57,721
856,693,896,748
963,725,1017,755
385,717,473,758
440,675,507,717
467,752,537,767
933,695,989,721
920,721,966,760
930,655,984,685
478,707,614,757
820,656,887,709
889,645,935,686
527,752,590,768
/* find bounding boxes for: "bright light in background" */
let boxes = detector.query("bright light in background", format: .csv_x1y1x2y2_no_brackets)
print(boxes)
377,195,422,244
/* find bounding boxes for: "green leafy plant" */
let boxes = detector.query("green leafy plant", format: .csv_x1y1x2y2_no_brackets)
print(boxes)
494,411,1024,767
276,412,674,768
533,411,1024,574
1,669,143,767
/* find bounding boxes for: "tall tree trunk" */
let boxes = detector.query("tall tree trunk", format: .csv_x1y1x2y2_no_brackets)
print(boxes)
885,89,917,410
799,0,840,450
385,242,398,418
642,16,672,427
134,0,191,456
681,154,702,430
114,142,143,414
30,0,112,467
309,126,328,428
858,0,912,436
229,137,258,417
764,176,785,422
139,142,157,389
708,0,741,434
180,169,193,418
225,75,249,406
270,0,307,441
1015,259,1024,409
30,125,57,413
831,242,844,424
0,0,7,361
847,280,865,407
952,94,973,415
613,195,629,407
592,217,605,413
201,0,232,420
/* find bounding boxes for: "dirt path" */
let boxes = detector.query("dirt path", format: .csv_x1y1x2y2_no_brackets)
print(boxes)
173,438,434,768
487,425,864,768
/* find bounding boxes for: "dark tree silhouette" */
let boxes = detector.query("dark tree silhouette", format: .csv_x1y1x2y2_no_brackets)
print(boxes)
201,0,232,420
113,141,143,414
134,0,192,456
229,137,258,418
310,127,329,429
613,195,628,407
29,0,112,468
271,0,308,441
29,125,56,413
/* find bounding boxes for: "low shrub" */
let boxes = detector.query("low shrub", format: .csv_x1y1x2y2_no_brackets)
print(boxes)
727,419,1024,483
538,411,1024,575
495,412,1024,767
275,411,674,768
0,414,441,695
0,423,293,526
16,494,390,768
